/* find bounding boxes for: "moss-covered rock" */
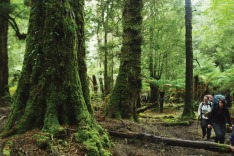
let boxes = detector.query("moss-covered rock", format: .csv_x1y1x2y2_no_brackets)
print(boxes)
33,134,51,149
3,140,14,156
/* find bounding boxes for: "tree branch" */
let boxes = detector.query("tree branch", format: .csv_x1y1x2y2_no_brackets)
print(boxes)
0,15,27,40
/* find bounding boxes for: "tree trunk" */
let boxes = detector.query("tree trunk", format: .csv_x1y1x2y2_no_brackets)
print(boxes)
194,75,199,100
73,0,93,114
182,0,195,118
99,77,104,95
148,10,158,104
159,91,165,113
92,75,98,94
105,0,143,121
108,131,233,153
102,0,111,97
2,1,111,155
0,0,10,100
150,84,159,104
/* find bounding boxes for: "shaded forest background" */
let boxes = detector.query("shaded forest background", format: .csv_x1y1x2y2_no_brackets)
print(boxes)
2,0,234,105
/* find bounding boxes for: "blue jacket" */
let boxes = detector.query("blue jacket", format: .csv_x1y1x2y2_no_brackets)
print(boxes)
230,127,234,146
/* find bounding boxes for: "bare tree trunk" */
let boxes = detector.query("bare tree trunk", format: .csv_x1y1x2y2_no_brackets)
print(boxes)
159,91,165,113
92,75,98,94
183,0,195,118
99,77,104,95
194,75,199,101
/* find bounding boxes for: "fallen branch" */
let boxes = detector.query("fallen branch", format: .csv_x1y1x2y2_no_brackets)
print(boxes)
108,130,233,153
137,96,170,113
137,103,158,113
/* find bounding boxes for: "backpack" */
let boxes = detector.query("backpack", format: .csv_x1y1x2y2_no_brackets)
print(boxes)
213,94,226,109
200,102,212,118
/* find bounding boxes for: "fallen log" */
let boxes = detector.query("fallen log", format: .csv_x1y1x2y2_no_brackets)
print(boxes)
108,130,233,153
137,103,158,113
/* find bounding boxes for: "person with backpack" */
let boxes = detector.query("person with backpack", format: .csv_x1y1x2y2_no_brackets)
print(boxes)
230,126,234,151
209,98,232,144
198,95,212,140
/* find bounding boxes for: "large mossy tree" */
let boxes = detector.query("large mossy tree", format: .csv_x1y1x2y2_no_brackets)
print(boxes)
105,0,143,121
0,0,10,101
2,0,111,155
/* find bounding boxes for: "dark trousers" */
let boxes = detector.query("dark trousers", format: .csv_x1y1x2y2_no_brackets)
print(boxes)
213,122,226,144
200,119,212,139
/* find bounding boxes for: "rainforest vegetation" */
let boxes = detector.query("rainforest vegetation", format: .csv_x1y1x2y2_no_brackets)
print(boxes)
0,0,234,155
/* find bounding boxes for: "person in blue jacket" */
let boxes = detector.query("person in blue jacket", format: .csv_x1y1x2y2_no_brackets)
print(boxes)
209,98,232,144
230,126,234,146
230,127,234,151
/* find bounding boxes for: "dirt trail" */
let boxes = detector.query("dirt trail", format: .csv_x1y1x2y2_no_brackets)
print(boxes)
0,105,234,156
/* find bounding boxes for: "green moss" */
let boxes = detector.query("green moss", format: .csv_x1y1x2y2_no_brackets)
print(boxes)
3,140,14,156
217,144,231,152
33,134,51,149
163,120,190,126
53,126,67,138
74,124,112,156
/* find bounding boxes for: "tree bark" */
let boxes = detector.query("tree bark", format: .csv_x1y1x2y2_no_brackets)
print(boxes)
182,0,195,118
194,75,199,100
150,84,159,104
73,0,93,114
148,2,159,105
159,91,165,113
92,75,98,94
2,1,111,155
108,131,233,153
99,77,104,95
105,0,143,121
0,0,10,100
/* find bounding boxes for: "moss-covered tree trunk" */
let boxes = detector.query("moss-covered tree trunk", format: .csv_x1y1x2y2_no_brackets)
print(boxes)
182,0,195,118
105,0,143,121
2,1,111,155
0,0,10,100
73,0,93,114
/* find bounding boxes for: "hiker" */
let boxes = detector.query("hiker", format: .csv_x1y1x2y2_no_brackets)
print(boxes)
230,126,234,151
213,94,226,110
209,98,232,144
198,95,212,140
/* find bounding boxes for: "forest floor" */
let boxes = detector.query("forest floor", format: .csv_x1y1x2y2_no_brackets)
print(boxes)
0,101,234,156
